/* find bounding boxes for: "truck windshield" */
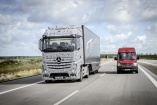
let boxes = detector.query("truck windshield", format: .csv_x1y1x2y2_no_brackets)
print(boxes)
42,37,76,52
118,52,136,60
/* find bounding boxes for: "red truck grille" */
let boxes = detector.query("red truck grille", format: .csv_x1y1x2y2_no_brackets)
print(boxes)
121,63,133,67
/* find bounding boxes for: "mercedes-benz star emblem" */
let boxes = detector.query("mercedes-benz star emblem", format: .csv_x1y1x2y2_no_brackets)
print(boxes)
56,57,61,62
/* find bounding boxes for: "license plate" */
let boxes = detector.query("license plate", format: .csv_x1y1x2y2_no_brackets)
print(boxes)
55,77,63,79
124,69,130,71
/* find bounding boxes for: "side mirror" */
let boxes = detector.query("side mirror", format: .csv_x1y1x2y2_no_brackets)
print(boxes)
137,56,140,60
114,57,117,60
39,39,42,51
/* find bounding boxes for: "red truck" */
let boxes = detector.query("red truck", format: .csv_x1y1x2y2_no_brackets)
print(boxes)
114,47,139,73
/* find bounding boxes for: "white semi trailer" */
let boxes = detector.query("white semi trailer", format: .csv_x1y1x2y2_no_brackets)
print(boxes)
39,25,100,83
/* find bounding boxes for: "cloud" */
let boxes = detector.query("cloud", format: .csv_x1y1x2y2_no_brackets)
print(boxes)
0,22,43,56
106,25,117,34
0,0,157,55
17,22,43,30
141,5,157,22
100,31,157,54
19,0,100,24
146,22,157,36
105,24,139,35
86,25,95,30
1,0,157,24
89,0,140,24
101,32,133,52
0,14,12,24
103,31,132,43
136,35,146,43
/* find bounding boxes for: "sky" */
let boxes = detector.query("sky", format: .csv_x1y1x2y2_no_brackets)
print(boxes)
0,0,157,56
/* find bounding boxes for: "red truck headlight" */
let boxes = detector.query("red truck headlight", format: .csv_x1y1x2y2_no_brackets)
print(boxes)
118,63,121,66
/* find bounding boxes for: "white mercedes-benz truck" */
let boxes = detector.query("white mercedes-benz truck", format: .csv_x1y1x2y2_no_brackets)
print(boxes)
39,25,100,83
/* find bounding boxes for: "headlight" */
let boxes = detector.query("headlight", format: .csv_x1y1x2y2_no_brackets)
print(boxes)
133,63,138,66
42,65,47,73
72,64,77,72
117,63,121,66
72,68,75,72
44,69,47,73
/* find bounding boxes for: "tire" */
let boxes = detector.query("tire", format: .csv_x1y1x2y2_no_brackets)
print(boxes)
95,70,98,73
78,70,83,82
136,70,138,73
45,80,52,83
117,69,120,74
85,67,89,78
92,70,96,74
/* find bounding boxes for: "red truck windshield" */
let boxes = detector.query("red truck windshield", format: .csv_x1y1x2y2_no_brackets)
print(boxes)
118,52,136,60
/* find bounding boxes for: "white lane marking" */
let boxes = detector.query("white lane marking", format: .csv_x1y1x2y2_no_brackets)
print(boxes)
0,81,44,95
138,61,157,67
139,65,157,88
101,60,112,66
54,90,79,105
100,74,105,77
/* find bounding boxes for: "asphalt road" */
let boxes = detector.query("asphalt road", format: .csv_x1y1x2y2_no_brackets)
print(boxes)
0,59,157,105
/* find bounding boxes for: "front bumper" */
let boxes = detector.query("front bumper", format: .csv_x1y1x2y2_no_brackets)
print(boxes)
117,66,138,71
42,72,79,80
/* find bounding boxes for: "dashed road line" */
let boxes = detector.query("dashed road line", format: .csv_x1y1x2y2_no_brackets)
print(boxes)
101,60,112,66
0,81,44,95
54,90,79,105
100,74,105,77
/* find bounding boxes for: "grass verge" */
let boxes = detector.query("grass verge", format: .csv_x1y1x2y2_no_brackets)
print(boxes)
0,58,42,82
0,69,42,82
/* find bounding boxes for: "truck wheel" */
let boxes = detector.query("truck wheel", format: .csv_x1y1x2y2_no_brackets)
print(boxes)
85,67,89,78
96,70,98,73
78,70,83,82
92,70,96,74
117,70,120,74
45,80,52,83
136,70,138,73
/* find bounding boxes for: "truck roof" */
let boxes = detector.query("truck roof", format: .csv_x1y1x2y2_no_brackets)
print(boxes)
118,47,136,53
43,25,82,37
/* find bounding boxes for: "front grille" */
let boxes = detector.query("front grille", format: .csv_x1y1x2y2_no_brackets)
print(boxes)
45,57,73,62
121,63,133,67
45,57,73,69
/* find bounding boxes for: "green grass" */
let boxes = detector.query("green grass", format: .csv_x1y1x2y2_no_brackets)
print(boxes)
0,57,42,82
0,58,42,74
137,55,157,60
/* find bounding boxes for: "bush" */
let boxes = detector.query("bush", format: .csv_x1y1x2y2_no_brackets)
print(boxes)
0,59,20,67
0,58,42,74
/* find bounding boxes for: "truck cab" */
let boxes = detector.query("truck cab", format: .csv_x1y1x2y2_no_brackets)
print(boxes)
114,47,139,73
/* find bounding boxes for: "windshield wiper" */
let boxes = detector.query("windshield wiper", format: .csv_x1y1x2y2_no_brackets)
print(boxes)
61,49,73,51
43,48,56,52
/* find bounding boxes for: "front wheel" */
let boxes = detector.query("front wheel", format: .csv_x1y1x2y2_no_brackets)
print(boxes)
117,69,120,74
95,70,98,73
78,70,83,82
